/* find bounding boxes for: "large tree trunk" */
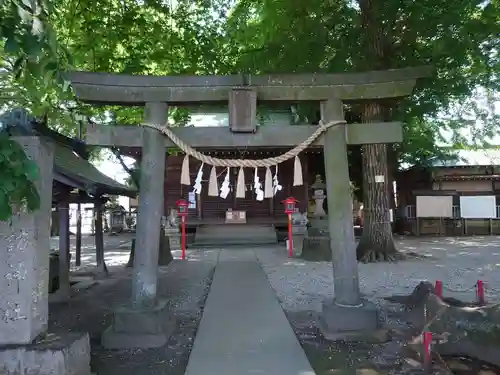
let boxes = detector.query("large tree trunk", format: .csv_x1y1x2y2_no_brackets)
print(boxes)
355,0,398,262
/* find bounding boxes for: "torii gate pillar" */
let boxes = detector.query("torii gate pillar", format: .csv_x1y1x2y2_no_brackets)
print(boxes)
318,99,379,340
101,102,173,349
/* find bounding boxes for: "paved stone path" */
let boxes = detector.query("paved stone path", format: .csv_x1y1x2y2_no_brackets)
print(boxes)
184,249,315,375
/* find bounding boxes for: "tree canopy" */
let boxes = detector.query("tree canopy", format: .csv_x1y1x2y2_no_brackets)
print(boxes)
1,0,499,221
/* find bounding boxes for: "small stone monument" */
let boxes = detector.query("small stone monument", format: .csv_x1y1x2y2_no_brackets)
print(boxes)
0,135,91,375
163,208,181,251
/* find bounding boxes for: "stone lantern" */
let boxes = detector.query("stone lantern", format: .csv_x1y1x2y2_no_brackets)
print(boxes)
303,174,330,260
311,174,327,218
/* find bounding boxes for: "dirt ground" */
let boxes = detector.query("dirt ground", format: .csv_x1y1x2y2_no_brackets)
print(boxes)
255,237,500,375
48,249,218,375
47,236,500,375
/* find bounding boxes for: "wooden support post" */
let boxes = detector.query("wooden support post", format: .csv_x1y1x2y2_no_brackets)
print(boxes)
75,203,82,266
321,99,361,306
131,102,168,308
94,200,107,276
56,199,71,299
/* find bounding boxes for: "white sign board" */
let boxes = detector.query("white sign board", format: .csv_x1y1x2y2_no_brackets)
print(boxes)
460,196,496,219
416,196,453,218
188,191,196,209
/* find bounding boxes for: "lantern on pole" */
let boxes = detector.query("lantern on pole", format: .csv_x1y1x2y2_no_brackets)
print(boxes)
282,197,298,258
176,199,188,260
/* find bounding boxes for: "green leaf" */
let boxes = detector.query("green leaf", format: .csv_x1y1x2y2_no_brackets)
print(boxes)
4,36,20,53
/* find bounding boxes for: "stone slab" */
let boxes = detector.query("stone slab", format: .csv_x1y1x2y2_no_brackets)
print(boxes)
101,326,170,350
101,299,175,349
113,298,170,335
318,299,380,342
0,332,91,375
184,250,315,375
0,137,54,345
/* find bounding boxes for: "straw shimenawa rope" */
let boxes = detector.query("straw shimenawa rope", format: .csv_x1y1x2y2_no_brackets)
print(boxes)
141,120,346,167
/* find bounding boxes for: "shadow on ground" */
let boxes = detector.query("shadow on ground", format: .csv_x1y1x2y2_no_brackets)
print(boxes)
48,259,215,375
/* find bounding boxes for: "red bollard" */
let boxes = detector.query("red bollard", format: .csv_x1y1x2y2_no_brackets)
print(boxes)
477,280,485,305
181,216,186,260
423,331,433,371
434,280,443,298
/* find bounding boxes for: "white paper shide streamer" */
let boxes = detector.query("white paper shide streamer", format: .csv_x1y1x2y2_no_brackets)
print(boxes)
254,168,264,201
219,167,230,199
179,155,301,200
192,163,204,195
273,164,282,196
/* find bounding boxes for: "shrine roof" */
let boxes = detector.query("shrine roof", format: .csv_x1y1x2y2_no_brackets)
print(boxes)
430,149,500,168
0,109,136,198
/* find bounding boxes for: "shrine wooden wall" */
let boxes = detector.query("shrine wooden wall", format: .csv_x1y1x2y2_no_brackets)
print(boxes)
163,151,315,221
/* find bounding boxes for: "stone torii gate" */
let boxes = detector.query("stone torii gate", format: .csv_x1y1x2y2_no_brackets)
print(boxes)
66,66,430,347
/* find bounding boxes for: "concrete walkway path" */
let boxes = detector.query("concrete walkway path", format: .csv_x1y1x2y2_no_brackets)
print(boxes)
184,249,315,375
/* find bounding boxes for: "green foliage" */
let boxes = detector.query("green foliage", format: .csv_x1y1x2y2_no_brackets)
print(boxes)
227,0,499,165
1,0,61,221
0,134,40,221
1,0,499,221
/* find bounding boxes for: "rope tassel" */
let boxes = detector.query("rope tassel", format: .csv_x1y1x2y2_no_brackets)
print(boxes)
264,167,273,198
181,154,190,185
293,156,303,186
208,166,218,197
236,167,245,198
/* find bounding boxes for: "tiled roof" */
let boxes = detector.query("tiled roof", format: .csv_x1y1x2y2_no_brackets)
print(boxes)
431,149,500,167
1,108,136,197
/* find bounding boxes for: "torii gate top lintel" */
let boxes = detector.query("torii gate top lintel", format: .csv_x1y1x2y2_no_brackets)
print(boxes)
69,66,431,148
65,65,432,106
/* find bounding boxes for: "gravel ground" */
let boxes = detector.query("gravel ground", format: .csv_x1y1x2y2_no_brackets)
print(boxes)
255,236,500,375
48,248,219,375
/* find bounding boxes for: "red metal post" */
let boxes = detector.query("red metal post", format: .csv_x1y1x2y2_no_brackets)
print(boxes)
423,331,432,371
287,213,293,258
181,215,186,260
477,280,485,305
434,280,443,298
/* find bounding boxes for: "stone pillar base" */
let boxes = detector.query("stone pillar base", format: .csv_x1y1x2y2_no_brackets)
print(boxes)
0,332,91,375
101,299,174,349
286,235,305,257
317,299,383,342
302,236,330,261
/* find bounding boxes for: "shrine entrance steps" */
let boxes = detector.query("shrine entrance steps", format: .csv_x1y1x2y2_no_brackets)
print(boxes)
184,249,315,375
193,224,277,247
